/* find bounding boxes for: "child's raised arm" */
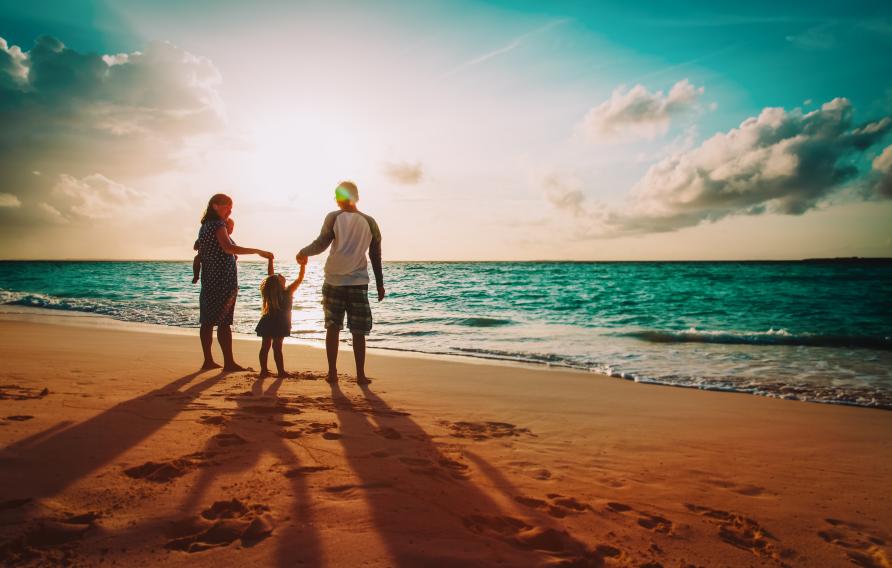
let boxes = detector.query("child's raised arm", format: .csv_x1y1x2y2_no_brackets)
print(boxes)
267,256,274,276
287,264,306,294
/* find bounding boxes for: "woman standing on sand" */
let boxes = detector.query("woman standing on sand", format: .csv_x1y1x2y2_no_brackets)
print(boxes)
197,193,273,371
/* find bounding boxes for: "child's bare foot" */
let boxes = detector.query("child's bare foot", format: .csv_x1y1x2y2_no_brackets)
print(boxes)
201,360,222,370
356,376,372,385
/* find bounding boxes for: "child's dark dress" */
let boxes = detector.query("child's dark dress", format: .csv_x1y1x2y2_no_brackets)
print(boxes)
255,290,293,337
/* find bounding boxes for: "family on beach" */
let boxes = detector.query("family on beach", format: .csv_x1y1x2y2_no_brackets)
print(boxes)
192,181,385,384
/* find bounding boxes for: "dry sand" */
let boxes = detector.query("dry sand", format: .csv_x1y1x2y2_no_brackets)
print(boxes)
0,313,890,567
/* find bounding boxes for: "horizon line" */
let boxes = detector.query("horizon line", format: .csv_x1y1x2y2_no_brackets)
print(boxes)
1,257,890,263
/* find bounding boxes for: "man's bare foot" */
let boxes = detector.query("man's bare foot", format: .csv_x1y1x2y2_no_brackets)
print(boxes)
356,377,372,385
201,361,222,370
326,371,338,384
258,369,269,378
223,363,248,372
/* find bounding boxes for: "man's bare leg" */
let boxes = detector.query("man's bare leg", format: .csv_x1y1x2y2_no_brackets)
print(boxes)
200,323,221,370
325,327,340,382
352,333,370,384
218,324,245,371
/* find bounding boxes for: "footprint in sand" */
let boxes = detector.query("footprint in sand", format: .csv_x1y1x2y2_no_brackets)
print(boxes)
375,427,402,440
0,511,100,563
818,517,890,568
685,503,794,563
283,465,332,478
447,421,533,441
703,478,768,497
165,499,273,553
198,415,226,425
514,494,592,519
462,514,618,563
123,452,217,483
212,433,247,447
605,502,675,535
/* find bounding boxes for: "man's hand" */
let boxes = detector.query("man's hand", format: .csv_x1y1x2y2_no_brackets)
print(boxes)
296,254,308,266
377,285,386,302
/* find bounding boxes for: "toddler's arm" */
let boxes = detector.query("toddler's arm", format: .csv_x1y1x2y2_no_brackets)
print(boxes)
287,264,306,294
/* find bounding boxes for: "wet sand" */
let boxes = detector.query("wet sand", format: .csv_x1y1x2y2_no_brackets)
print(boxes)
0,315,890,567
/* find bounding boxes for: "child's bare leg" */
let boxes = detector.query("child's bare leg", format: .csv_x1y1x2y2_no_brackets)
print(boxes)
200,324,220,369
273,337,286,377
352,333,370,384
259,337,272,377
325,327,340,382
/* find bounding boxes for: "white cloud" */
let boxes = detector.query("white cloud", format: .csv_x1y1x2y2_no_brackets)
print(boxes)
382,161,424,185
0,193,21,207
542,173,586,217
0,35,224,232
605,98,892,233
51,174,143,219
551,98,892,236
872,144,892,198
581,79,704,142
37,202,68,224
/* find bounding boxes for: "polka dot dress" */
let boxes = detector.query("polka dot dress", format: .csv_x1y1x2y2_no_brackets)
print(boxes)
197,219,238,326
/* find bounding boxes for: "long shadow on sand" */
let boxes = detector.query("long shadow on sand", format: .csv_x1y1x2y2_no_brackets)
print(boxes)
329,382,602,566
165,375,322,566
0,369,223,517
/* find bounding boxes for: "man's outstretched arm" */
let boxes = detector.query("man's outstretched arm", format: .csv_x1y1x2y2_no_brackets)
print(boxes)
297,211,339,262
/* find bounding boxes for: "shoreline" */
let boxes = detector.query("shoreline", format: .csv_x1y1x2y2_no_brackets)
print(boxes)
2,304,888,412
1,316,891,565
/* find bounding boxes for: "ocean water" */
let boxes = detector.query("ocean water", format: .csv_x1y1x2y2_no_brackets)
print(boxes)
1,260,891,409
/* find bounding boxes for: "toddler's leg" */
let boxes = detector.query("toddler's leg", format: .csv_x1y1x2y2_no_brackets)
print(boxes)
259,337,272,377
273,337,286,377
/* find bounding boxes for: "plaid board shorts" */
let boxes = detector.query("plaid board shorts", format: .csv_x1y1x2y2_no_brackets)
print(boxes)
322,284,373,335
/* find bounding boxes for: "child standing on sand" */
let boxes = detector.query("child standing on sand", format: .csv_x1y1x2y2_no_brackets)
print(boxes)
256,258,306,377
193,217,236,283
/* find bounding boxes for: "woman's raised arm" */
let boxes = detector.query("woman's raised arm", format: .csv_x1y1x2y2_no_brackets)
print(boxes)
215,226,273,259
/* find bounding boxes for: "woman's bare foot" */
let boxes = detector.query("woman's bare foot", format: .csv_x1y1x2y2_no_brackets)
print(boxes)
201,360,222,370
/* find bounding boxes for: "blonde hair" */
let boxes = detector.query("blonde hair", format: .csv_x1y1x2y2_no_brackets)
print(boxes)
259,274,285,316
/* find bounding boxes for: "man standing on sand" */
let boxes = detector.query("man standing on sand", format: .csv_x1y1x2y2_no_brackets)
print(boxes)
296,181,385,384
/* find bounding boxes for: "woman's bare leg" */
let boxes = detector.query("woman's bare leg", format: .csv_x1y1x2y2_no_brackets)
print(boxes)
200,324,220,370
218,324,245,371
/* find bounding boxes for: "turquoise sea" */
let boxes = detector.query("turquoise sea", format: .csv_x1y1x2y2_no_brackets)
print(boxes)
1,260,891,409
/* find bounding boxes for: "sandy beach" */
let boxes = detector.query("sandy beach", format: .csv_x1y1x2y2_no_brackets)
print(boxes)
1,313,890,567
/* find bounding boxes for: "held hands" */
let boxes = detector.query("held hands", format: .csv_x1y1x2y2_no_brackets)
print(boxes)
295,254,308,266
258,250,274,260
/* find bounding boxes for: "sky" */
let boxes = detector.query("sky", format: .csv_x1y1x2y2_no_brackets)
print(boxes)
1,0,891,260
